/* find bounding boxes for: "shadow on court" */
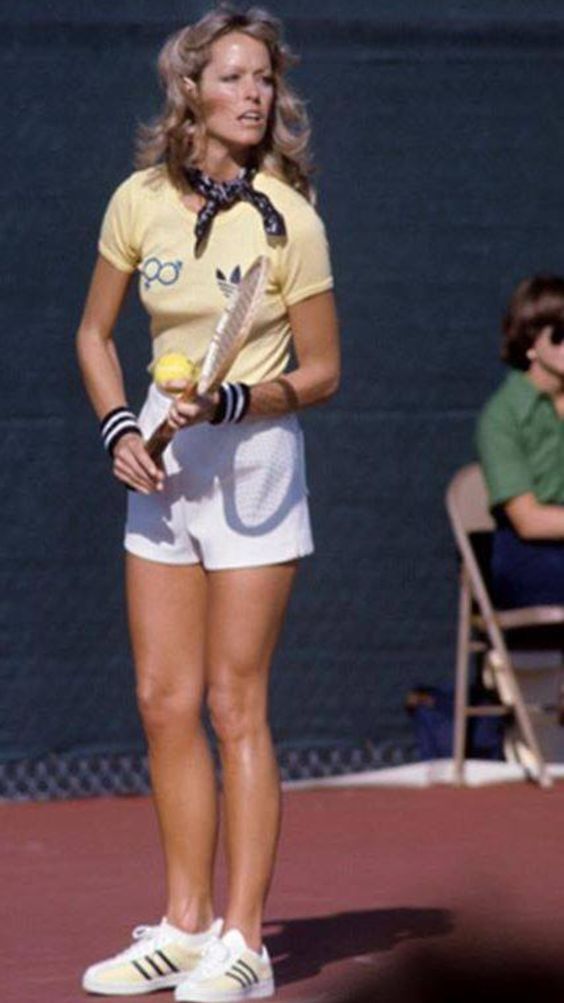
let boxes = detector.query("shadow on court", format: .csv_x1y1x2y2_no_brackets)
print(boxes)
339,933,564,1003
264,907,453,986
4,785,564,1002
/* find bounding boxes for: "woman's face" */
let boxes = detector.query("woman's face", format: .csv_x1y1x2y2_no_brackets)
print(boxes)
196,32,275,158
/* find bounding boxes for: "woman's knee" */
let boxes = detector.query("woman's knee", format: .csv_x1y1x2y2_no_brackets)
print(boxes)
207,680,266,745
136,669,201,735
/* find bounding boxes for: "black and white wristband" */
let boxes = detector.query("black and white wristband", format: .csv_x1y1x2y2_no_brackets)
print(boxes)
100,406,142,456
210,382,251,425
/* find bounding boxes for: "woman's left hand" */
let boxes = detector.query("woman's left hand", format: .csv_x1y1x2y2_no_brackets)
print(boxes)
163,381,219,429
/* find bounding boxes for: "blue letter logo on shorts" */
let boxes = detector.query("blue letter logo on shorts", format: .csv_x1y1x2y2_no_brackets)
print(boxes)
141,257,183,290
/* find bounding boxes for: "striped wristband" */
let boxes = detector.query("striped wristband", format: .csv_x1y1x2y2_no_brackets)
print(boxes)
100,406,142,456
210,383,251,425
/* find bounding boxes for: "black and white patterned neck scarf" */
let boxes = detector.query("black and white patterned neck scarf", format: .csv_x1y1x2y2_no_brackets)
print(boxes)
184,165,286,251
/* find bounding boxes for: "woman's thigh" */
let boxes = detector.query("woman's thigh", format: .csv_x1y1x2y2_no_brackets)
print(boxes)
205,562,298,716
126,553,208,701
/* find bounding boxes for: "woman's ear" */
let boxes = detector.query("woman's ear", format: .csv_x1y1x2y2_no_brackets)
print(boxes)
183,76,197,93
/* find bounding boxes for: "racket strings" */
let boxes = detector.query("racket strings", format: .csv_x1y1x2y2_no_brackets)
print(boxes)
198,259,268,391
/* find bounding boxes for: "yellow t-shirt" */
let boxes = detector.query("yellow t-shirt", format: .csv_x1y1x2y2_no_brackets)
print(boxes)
98,166,334,385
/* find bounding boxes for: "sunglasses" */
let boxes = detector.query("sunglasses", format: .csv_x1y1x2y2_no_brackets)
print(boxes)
549,325,564,346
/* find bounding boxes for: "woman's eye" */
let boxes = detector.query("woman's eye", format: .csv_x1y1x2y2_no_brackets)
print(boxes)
222,74,239,82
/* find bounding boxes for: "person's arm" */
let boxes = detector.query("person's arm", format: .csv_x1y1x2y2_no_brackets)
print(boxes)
76,255,164,494
503,493,564,540
476,394,564,540
248,289,340,414
167,288,340,429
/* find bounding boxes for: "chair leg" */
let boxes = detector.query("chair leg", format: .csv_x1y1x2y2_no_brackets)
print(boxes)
453,570,472,785
489,632,553,789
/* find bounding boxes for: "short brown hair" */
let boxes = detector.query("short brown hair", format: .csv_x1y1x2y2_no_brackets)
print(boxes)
501,275,564,370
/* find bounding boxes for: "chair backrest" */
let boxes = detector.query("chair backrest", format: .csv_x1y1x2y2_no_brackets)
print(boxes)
445,463,501,635
446,463,494,535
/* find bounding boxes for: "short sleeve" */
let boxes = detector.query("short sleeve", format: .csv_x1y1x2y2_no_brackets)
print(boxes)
98,176,141,273
277,206,333,307
476,404,534,508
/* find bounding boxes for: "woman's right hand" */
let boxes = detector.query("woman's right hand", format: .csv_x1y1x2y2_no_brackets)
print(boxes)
112,433,164,494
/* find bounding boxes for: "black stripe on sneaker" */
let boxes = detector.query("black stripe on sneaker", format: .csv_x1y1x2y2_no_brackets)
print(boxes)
132,960,152,981
231,963,254,987
226,969,248,989
156,949,180,973
145,955,165,976
236,959,259,984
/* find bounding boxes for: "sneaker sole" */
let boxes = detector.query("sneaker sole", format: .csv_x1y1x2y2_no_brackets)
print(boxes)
82,971,185,995
176,978,275,1002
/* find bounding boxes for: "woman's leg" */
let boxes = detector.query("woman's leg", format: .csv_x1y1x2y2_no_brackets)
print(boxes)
205,562,297,952
126,554,217,932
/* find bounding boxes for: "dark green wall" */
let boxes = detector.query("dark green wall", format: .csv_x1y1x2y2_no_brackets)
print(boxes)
2,2,564,766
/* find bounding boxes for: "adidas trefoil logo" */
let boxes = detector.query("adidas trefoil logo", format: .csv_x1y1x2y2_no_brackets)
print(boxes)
216,265,241,299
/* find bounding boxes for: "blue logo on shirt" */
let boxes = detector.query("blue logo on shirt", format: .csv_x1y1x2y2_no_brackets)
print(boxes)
141,257,183,289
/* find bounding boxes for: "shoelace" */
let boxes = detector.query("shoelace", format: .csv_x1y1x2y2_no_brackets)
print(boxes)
194,937,230,978
120,923,164,959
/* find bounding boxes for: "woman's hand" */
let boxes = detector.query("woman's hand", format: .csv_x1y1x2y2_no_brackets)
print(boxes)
113,433,165,494
163,381,219,430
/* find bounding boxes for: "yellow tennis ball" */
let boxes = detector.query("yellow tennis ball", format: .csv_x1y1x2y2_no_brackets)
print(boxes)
153,352,198,388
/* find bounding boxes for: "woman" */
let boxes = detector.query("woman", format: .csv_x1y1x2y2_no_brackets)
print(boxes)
476,275,564,609
77,5,340,1001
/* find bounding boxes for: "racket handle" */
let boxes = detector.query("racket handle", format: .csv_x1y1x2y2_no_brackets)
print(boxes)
144,383,197,463
145,419,175,463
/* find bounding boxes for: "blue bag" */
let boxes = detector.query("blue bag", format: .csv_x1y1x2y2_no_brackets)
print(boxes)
406,686,504,760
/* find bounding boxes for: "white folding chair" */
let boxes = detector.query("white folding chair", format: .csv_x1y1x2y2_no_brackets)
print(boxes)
446,464,564,788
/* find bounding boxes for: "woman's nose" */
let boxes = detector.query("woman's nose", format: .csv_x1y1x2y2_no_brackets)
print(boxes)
243,77,260,101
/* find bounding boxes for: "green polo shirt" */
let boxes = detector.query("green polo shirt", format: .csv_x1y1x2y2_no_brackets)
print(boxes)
476,370,564,508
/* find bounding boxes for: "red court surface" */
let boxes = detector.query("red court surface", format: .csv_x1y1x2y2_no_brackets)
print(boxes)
2,783,564,1002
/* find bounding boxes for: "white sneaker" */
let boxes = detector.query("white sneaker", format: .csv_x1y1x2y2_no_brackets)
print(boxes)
175,928,275,1001
82,917,223,995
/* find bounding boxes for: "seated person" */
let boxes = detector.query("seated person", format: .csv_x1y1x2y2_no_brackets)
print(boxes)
476,274,564,609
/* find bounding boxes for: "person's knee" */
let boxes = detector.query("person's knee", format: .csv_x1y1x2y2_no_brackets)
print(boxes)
136,667,201,736
207,678,265,745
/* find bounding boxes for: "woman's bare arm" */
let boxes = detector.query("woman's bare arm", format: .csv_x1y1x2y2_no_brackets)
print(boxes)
76,255,133,416
249,289,341,415
169,289,341,429
76,255,163,493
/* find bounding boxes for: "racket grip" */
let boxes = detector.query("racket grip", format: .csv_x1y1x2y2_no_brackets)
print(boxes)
144,382,198,464
145,419,175,463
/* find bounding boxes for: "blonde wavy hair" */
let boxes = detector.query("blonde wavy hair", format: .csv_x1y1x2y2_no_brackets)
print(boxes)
136,4,314,200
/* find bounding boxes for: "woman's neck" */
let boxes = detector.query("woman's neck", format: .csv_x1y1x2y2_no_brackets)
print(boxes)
197,141,250,182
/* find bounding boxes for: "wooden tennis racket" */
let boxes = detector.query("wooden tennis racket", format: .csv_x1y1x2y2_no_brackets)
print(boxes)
145,255,269,463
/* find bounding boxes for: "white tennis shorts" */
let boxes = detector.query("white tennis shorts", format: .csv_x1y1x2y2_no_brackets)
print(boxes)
124,383,314,569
